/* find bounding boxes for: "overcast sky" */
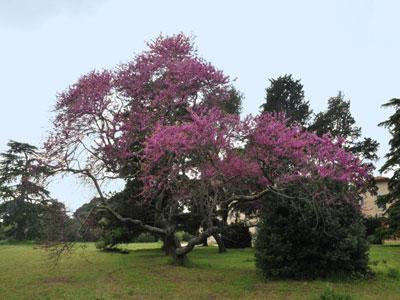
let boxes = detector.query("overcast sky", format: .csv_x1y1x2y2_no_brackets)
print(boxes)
0,0,399,211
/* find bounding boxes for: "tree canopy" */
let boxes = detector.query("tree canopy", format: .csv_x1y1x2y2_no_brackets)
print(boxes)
0,141,56,241
378,98,400,236
310,91,379,161
260,74,312,126
43,34,373,263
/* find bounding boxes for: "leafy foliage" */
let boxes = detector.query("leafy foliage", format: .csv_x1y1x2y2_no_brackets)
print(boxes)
379,98,400,237
363,216,386,244
221,223,252,248
0,141,57,241
175,231,194,242
255,181,369,279
260,74,312,126
257,83,374,279
310,92,379,161
134,232,159,243
95,227,127,250
384,202,400,237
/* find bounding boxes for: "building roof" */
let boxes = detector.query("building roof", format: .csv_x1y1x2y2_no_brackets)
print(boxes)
375,176,390,182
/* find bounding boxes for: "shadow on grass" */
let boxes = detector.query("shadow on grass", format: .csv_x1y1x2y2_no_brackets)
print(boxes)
0,240,38,246
101,247,130,254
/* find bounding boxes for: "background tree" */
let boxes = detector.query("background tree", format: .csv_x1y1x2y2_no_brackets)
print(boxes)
40,200,76,243
260,74,312,126
258,85,374,278
0,200,43,240
310,91,379,161
0,141,51,241
72,197,103,242
378,98,400,237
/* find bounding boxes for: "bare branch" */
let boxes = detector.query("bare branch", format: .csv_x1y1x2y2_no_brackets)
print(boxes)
98,205,166,235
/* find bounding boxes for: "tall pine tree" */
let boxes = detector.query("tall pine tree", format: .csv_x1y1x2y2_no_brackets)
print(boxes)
260,74,312,126
310,92,379,161
378,98,400,236
0,141,51,240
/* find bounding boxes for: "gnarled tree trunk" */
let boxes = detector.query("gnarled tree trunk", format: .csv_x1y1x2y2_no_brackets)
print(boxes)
162,233,181,256
212,233,226,253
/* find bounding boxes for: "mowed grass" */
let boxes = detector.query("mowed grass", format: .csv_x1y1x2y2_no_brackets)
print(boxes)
0,242,400,299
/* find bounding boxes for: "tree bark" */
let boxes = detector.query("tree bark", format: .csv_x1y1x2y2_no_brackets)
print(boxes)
202,236,208,247
171,252,188,265
212,233,227,253
162,232,181,256
15,219,25,241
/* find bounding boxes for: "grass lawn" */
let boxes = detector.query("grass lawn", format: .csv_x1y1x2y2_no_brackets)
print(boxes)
0,242,399,299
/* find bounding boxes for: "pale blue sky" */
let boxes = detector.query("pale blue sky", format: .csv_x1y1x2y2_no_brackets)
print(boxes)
0,0,399,211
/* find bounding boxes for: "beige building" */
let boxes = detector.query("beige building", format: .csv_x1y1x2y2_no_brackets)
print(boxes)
361,176,389,217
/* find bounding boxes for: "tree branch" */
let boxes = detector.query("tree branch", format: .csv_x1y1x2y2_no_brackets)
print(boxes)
50,166,166,236
98,205,166,235
175,226,220,256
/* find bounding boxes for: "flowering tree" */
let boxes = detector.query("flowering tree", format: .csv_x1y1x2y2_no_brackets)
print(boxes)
45,34,372,264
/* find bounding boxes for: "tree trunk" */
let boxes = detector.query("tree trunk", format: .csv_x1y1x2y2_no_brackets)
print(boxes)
171,252,188,265
170,226,220,264
163,234,188,265
213,233,227,253
162,233,181,256
15,219,26,241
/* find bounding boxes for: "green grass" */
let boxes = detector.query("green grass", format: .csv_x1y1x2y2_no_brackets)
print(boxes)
0,242,399,299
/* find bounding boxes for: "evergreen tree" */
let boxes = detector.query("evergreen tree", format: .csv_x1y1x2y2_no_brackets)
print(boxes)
0,141,51,240
378,98,400,236
310,92,379,161
260,74,312,126
216,86,243,115
255,180,369,279
256,90,374,279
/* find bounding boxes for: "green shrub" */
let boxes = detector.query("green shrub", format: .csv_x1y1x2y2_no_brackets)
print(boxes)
134,232,158,243
182,231,194,242
0,225,6,241
95,240,107,250
96,227,125,250
363,216,386,244
319,289,353,300
176,231,194,242
255,193,369,279
221,223,252,248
